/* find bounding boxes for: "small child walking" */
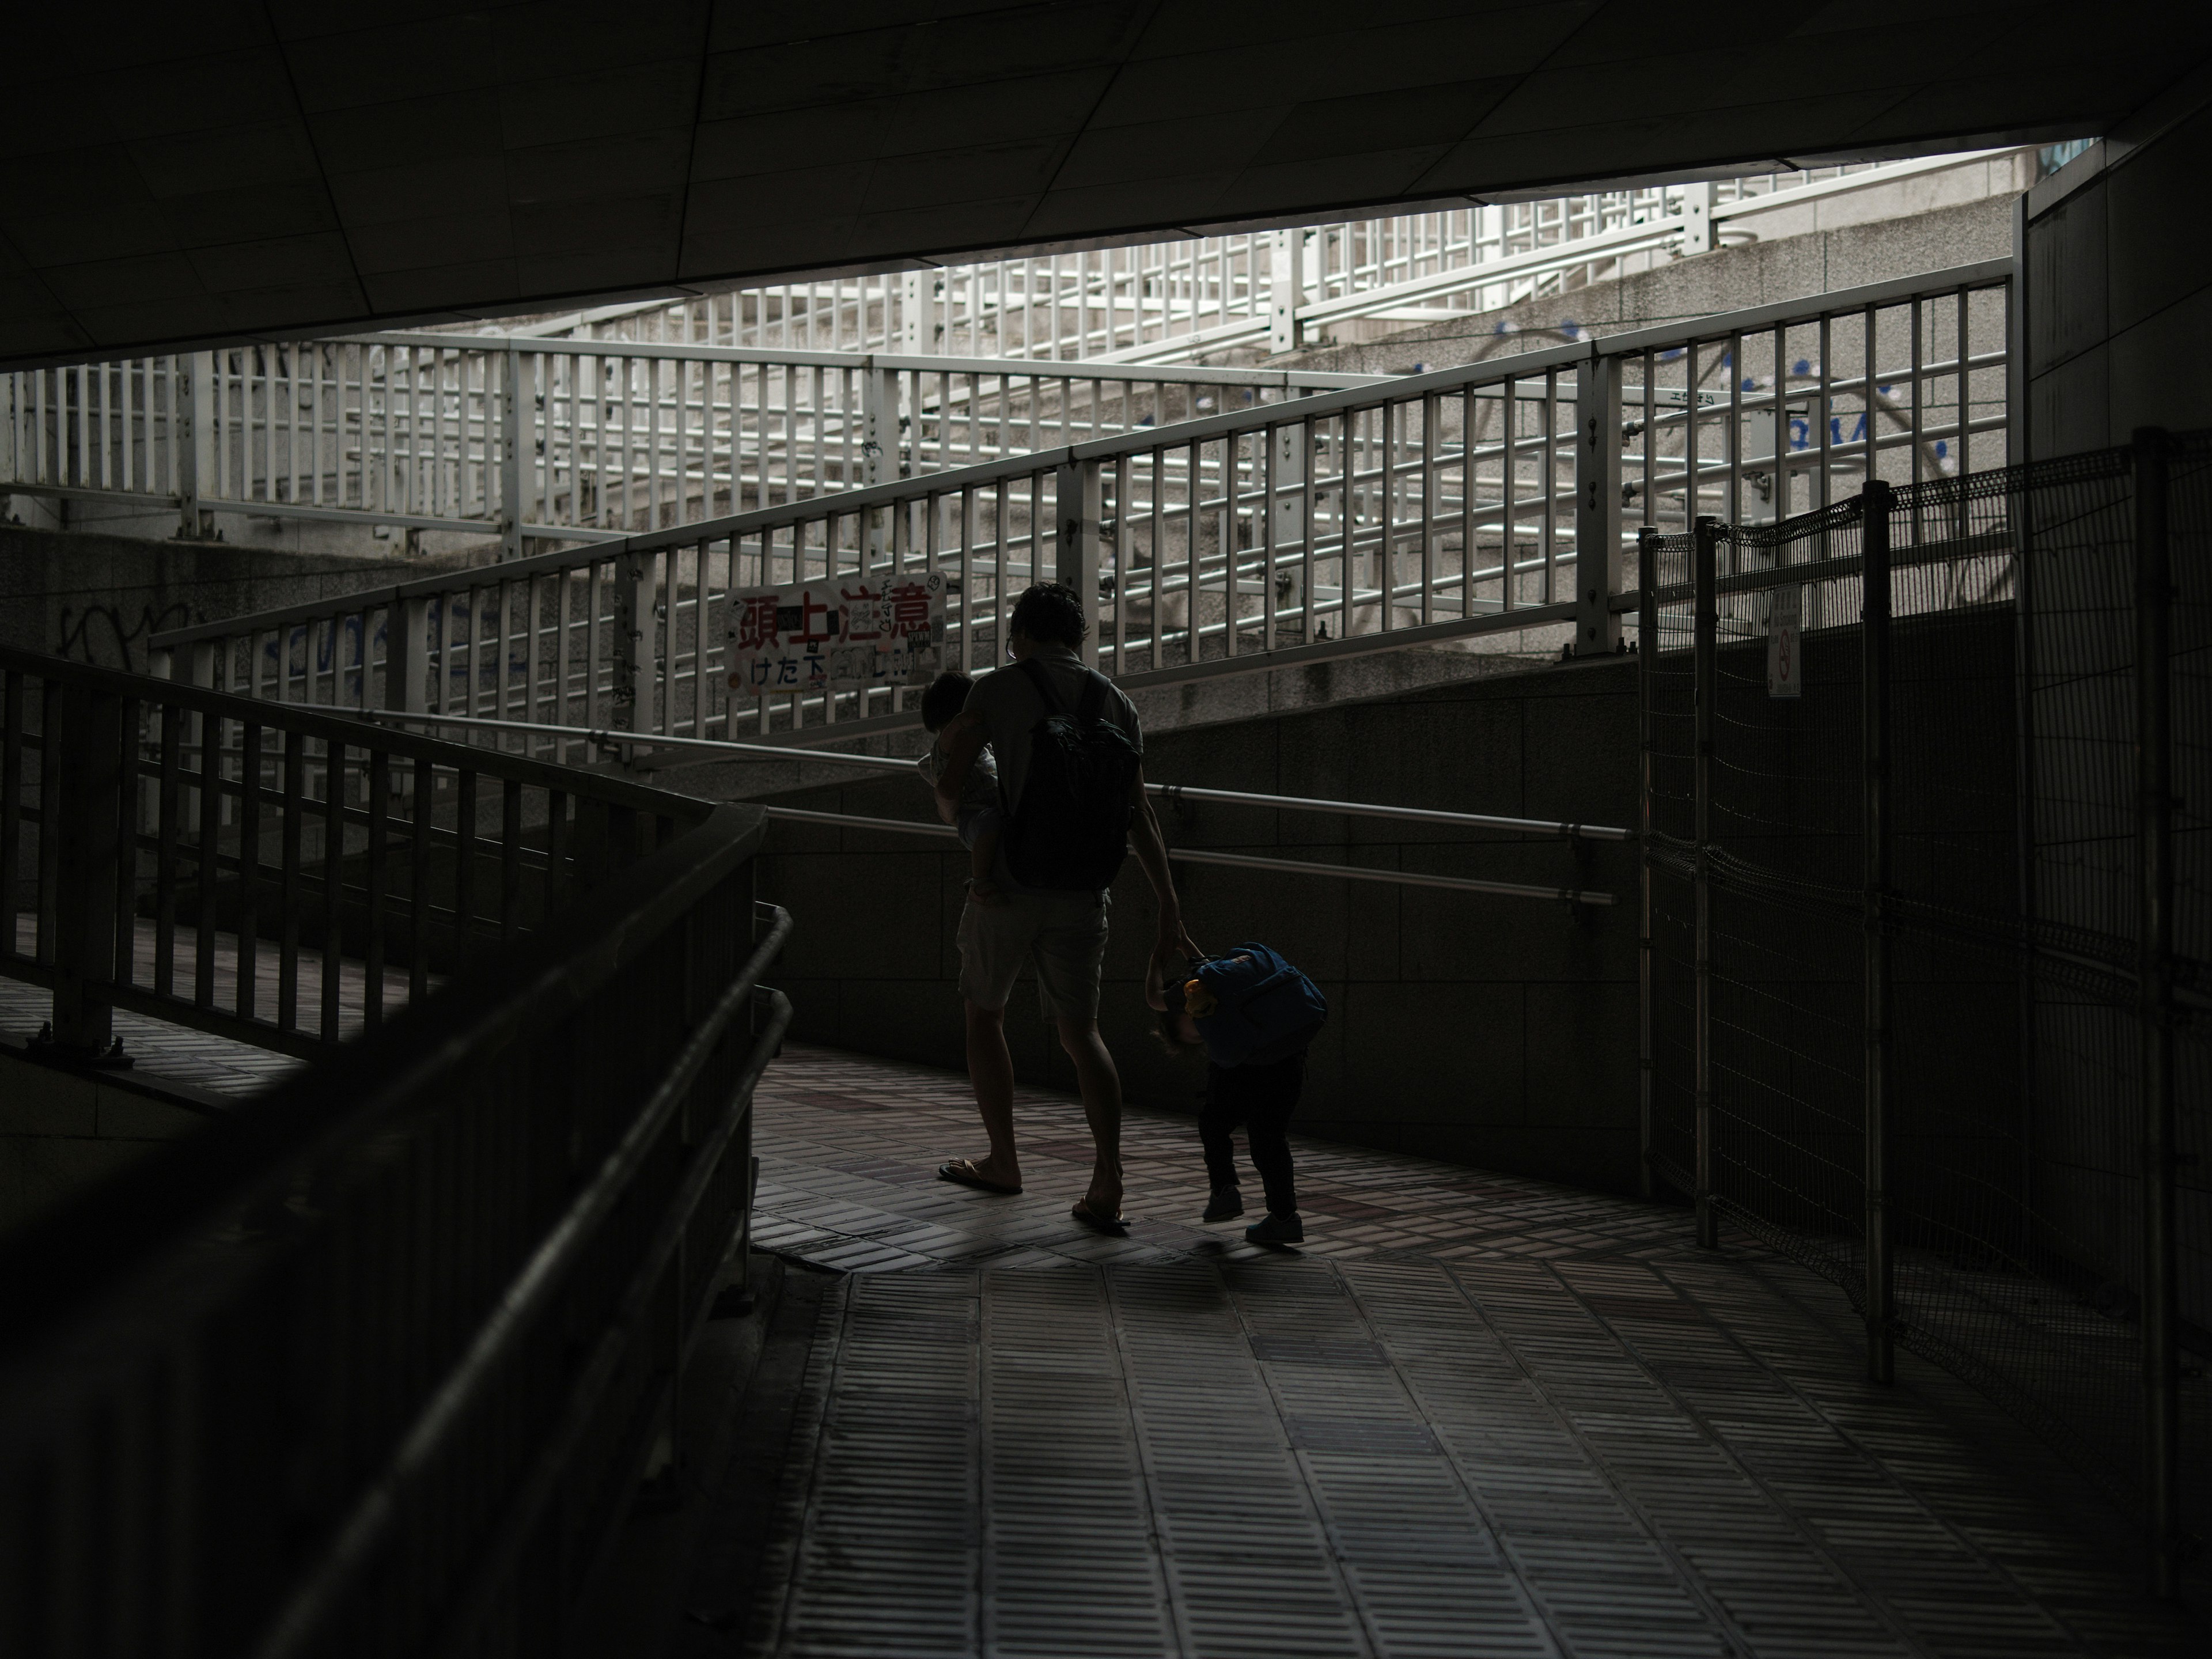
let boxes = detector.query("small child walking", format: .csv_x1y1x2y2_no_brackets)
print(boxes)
1146,942,1328,1247
916,671,1003,904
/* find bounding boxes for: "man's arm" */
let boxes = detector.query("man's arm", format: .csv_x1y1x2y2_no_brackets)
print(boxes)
1142,943,1172,1012
931,708,988,825
1127,764,1198,956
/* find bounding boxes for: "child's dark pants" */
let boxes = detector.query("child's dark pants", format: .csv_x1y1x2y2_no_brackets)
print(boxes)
1199,1051,1305,1217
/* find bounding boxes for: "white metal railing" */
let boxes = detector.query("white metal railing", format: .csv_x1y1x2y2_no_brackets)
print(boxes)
146,262,2013,760
1,342,1379,554
536,148,2022,365
6,150,2022,558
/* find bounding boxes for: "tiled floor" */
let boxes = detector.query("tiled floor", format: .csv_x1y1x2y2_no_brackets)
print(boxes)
738,1044,2200,1659
0,975,308,1099
749,1048,1680,1274
1,916,410,1099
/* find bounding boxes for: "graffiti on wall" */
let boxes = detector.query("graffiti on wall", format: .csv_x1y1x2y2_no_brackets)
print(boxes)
56,601,195,673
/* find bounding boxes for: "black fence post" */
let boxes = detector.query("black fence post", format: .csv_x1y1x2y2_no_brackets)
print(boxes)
1639,527,1658,1203
1862,478,1895,1384
1693,514,1719,1249
51,680,125,1057
2133,425,2179,1597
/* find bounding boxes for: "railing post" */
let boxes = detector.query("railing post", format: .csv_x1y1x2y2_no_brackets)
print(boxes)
862,365,895,489
501,347,524,562
1575,350,1624,656
863,366,896,571
1055,459,1102,669
1638,527,1659,1202
2133,426,2179,1597
177,351,211,540
1272,420,1305,628
183,642,215,831
383,595,429,718
612,548,657,745
50,681,123,1057
1861,477,1895,1383
898,271,928,354
1269,230,1301,354
1693,514,1719,1249
1681,181,1718,256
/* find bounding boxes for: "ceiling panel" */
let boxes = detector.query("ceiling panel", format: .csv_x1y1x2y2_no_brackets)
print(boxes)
3,0,2204,365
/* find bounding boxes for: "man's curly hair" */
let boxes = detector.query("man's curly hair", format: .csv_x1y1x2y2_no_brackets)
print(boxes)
1009,581,1087,647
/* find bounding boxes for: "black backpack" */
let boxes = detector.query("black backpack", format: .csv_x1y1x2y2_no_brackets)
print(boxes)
999,657,1141,891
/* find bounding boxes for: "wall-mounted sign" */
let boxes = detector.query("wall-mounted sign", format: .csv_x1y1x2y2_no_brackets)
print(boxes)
1767,585,1802,699
725,572,946,696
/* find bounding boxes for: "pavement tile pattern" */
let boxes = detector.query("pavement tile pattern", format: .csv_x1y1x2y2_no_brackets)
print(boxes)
1,917,408,1099
741,1044,2199,1659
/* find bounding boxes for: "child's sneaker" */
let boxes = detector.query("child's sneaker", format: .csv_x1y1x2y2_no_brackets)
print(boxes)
1202,1187,1245,1224
1245,1213,1304,1247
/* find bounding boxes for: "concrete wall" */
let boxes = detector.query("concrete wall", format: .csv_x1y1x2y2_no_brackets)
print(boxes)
1287,192,2019,376
7,488,507,565
2021,64,2212,459
2016,63,2212,1324
745,653,1644,1195
0,521,469,672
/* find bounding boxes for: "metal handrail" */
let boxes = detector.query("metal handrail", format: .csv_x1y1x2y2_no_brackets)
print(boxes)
1151,783,1627,842
328,332,1383,389
5,335,1382,556
358,708,1631,842
760,805,1613,906
0,644,710,1062
146,257,2012,642
139,262,2014,790
253,900,795,1659
0,805,781,1658
511,151,2014,370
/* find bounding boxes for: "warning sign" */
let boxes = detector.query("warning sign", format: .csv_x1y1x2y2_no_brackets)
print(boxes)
725,571,946,698
1767,585,1802,699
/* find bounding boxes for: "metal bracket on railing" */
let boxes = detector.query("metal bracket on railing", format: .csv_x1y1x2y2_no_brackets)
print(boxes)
752,900,790,957
749,983,785,1056
24,1023,134,1071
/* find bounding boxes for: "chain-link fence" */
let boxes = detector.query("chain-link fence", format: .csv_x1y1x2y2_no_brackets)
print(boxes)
1639,432,2212,1593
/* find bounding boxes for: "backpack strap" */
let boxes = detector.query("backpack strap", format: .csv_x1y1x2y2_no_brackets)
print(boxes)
1012,654,1065,715
1014,656,1113,724
1075,666,1109,723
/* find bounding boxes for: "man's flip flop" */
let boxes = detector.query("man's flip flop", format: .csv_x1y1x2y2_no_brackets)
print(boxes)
938,1159,1021,1196
1071,1199,1130,1234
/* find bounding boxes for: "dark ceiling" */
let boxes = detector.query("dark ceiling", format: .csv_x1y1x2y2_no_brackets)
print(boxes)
8,2,2207,365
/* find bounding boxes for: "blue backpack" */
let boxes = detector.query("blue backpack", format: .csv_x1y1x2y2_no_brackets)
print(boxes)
1188,944,1328,1068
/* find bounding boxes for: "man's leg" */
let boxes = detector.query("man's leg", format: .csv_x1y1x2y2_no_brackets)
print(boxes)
962,999,1021,1190
1054,1016,1123,1215
954,894,1033,1190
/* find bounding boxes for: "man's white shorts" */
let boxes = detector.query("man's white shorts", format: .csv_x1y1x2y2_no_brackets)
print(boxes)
956,888,1111,1021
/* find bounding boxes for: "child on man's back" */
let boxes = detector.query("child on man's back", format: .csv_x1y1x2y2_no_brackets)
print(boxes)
1145,941,1328,1246
916,671,1003,904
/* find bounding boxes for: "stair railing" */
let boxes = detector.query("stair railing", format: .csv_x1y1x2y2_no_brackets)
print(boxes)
142,261,2014,760
2,339,1376,554
0,806,789,1658
0,644,710,1061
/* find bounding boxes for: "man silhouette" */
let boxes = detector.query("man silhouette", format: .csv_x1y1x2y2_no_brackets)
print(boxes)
928,582,1192,1230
